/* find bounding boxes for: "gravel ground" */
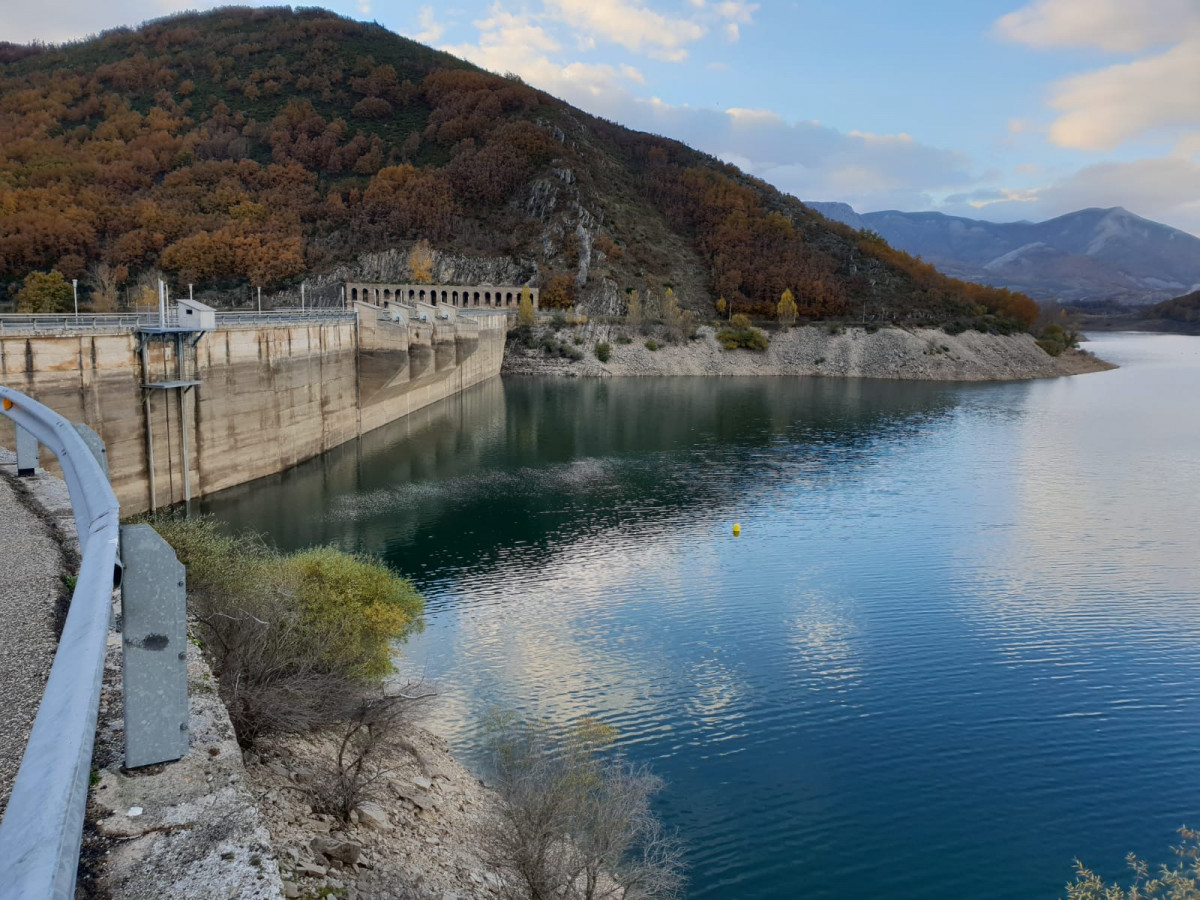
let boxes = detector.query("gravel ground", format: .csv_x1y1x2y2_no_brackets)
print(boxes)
0,464,65,816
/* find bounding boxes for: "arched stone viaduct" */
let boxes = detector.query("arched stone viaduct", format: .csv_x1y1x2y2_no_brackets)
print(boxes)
346,282,539,311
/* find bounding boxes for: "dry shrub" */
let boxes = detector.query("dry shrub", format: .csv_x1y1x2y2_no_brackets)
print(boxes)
483,716,685,900
306,686,434,822
1067,827,1200,900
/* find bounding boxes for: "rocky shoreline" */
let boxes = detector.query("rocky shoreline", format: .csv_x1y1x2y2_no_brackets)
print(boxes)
84,618,509,900
503,323,1115,381
247,728,504,900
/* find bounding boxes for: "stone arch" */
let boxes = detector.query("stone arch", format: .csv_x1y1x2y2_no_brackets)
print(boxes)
473,291,480,306
506,291,513,306
485,291,492,305
453,291,459,305
408,289,415,301
351,287,358,302
383,289,391,300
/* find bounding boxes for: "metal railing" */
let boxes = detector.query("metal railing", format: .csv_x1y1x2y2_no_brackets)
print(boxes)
0,309,356,334
0,386,121,900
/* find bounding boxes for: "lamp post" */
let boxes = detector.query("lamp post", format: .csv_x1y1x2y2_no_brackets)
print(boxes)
72,278,78,322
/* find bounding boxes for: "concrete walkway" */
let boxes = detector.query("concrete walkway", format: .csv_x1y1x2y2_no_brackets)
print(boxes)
0,463,64,816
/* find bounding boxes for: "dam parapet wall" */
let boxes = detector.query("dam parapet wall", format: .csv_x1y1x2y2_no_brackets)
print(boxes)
0,306,507,513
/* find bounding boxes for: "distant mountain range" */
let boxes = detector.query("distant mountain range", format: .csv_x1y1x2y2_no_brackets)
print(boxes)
806,202,1200,306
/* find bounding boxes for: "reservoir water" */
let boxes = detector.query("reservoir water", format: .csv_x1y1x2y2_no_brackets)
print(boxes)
204,333,1200,899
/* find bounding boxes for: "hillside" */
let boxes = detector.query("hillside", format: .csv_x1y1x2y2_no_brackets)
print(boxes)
807,202,1200,306
1134,290,1200,334
0,6,1036,330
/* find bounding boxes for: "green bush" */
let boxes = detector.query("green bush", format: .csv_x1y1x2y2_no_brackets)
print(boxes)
286,547,424,681
943,321,968,336
615,334,633,344
1036,322,1078,356
595,341,611,362
645,339,659,351
716,315,769,351
145,515,423,746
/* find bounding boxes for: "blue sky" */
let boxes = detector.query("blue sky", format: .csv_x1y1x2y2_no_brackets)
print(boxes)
6,0,1200,233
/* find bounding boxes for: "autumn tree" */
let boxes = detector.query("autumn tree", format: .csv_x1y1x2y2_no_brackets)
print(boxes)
408,239,434,283
518,286,535,327
539,274,574,310
86,262,128,311
777,288,798,330
625,290,644,331
716,297,727,320
662,287,688,342
17,271,73,313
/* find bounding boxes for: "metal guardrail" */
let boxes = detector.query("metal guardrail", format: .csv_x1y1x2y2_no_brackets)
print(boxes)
0,386,121,900
0,309,356,334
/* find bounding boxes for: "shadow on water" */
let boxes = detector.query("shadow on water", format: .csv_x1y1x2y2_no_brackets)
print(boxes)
203,375,968,572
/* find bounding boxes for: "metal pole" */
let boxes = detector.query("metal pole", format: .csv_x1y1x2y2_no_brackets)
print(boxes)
176,334,191,516
301,282,305,311
257,286,261,313
189,283,193,302
158,279,165,326
140,341,157,511
72,279,78,324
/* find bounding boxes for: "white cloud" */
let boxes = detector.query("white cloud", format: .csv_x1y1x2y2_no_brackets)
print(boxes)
994,0,1195,53
0,0,202,43
724,22,740,42
412,5,445,44
1045,38,1200,149
716,1,758,24
942,157,1200,234
442,8,648,103
543,0,706,60
996,0,1200,151
725,107,782,126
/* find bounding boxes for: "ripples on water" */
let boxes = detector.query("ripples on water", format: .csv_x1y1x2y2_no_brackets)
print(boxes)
205,334,1200,900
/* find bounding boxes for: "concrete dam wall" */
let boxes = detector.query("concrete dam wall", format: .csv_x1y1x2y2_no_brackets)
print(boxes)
0,308,507,513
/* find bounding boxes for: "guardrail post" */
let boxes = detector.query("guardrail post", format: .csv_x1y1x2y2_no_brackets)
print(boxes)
72,423,109,477
15,424,38,476
119,525,189,768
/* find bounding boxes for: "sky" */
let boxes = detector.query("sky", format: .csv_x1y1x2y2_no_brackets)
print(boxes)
5,0,1200,235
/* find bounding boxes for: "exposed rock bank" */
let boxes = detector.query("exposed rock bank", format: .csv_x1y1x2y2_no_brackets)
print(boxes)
246,728,504,900
503,323,1116,381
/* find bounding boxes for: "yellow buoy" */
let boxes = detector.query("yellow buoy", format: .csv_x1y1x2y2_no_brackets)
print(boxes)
732,523,741,536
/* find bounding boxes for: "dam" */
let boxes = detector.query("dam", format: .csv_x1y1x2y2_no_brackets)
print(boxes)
0,295,508,514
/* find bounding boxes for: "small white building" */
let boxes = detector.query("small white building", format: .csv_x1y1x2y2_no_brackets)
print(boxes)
176,298,216,331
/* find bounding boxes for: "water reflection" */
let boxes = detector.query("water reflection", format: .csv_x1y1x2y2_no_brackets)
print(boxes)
205,376,963,581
